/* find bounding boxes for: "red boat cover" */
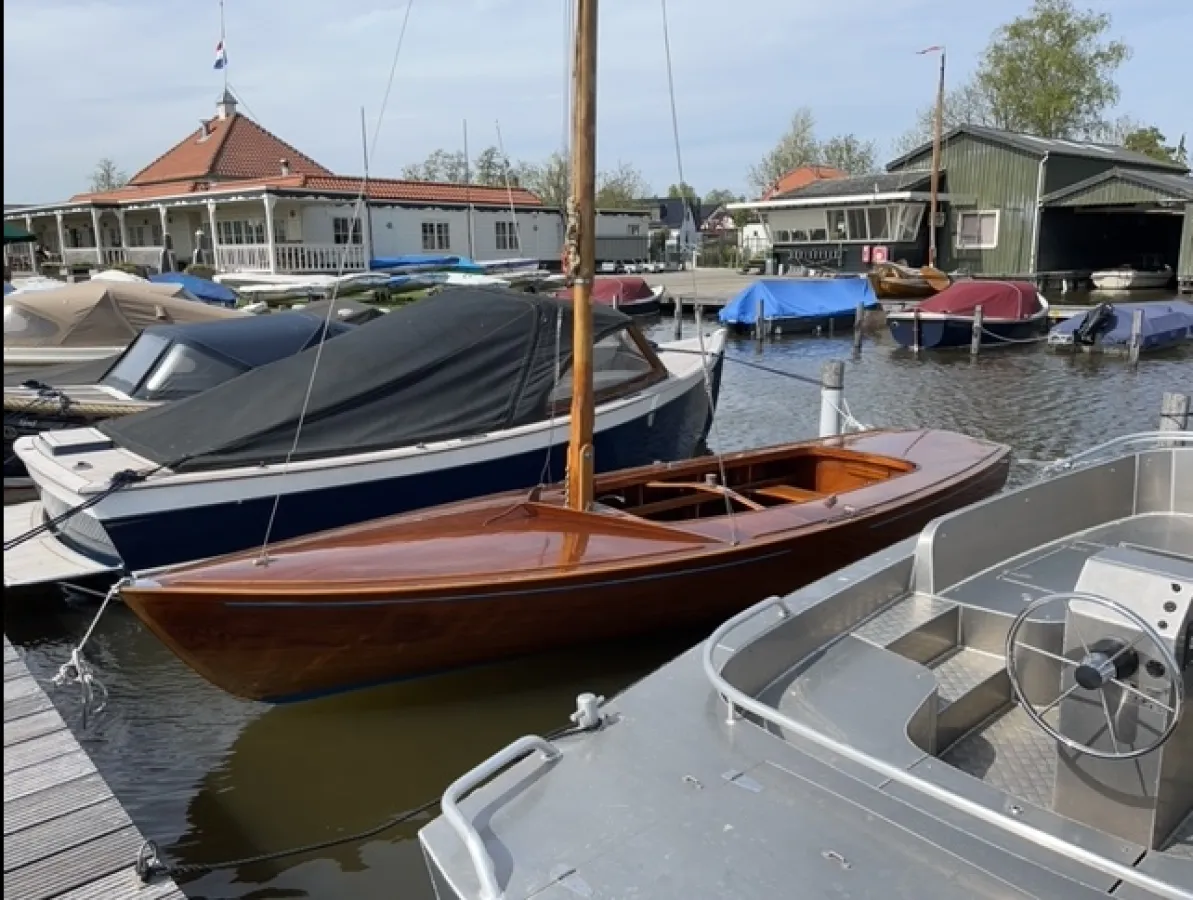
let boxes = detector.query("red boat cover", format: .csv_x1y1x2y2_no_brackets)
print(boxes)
919,280,1042,319
555,276,656,305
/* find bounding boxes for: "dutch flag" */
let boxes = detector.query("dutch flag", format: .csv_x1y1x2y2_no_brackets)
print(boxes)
214,40,228,70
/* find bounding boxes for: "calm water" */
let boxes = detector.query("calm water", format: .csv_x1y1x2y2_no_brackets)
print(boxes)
7,294,1192,900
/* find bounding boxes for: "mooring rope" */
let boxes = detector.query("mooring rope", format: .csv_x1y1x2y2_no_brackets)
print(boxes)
49,576,129,728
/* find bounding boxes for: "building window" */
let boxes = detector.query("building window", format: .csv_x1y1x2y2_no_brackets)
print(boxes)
128,225,147,247
495,220,520,251
216,220,266,245
628,223,641,236
956,210,999,250
333,216,362,245
421,221,450,251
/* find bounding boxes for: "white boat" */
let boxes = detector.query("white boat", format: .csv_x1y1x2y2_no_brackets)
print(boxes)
6,287,726,586
1090,266,1174,291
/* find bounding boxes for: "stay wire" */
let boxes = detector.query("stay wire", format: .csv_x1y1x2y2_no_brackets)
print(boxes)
659,0,737,542
255,0,417,563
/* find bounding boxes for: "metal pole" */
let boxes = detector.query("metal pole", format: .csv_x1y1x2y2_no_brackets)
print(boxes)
819,359,845,437
360,106,374,270
970,304,983,355
463,119,475,261
1160,392,1190,431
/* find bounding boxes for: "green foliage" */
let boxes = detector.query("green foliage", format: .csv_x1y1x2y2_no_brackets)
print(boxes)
666,182,698,203
702,188,742,207
186,264,217,281
894,0,1131,153
1121,126,1185,164
748,107,878,195
978,0,1129,138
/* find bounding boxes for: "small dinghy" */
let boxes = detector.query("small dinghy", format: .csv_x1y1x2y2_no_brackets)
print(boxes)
1048,299,1193,354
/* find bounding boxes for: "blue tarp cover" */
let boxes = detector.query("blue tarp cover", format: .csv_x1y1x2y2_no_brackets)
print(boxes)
371,255,464,270
719,278,878,325
1050,300,1193,348
150,272,238,307
2,282,12,296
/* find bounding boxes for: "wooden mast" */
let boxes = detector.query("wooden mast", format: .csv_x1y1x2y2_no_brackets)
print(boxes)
565,0,597,511
927,48,945,268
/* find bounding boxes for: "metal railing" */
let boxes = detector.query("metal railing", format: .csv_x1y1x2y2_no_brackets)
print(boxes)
439,735,562,900
702,598,1192,900
1041,430,1192,476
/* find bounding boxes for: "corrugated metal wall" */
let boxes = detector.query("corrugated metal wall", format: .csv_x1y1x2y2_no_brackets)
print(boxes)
893,136,1040,275
1179,203,1193,283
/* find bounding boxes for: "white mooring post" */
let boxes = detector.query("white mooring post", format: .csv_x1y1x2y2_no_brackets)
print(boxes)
1127,308,1144,367
853,301,865,352
819,359,845,437
1159,392,1190,431
970,305,984,356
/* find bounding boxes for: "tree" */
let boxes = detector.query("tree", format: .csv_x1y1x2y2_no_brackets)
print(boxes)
820,135,879,177
747,108,820,195
891,81,996,155
978,0,1130,138
1120,126,1185,164
472,146,519,187
90,158,128,192
702,188,742,207
514,152,570,208
595,161,650,208
666,182,698,203
401,149,468,182
748,107,878,195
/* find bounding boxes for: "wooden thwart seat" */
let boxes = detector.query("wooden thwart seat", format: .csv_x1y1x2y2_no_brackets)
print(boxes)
639,480,766,513
750,484,827,503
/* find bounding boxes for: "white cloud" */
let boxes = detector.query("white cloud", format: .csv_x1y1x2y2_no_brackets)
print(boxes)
4,0,1188,203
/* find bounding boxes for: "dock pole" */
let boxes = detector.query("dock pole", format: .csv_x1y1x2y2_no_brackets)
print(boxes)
853,301,865,352
673,298,683,339
694,302,703,331
912,309,921,354
755,296,765,352
819,359,845,437
1160,392,1190,431
970,305,984,356
1127,308,1144,367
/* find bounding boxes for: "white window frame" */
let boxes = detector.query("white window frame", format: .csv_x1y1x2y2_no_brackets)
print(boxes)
332,216,362,245
495,220,519,251
216,219,266,246
422,221,450,251
955,209,1000,250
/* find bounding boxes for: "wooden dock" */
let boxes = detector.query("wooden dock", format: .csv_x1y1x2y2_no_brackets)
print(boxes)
4,637,185,900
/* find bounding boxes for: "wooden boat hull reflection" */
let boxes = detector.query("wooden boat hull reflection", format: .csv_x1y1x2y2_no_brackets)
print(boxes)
121,430,1011,702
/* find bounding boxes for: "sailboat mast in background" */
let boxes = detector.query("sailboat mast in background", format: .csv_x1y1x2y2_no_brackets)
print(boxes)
926,46,946,268
565,0,598,511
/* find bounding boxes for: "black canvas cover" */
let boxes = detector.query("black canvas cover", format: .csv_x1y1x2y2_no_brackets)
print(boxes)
100,287,631,472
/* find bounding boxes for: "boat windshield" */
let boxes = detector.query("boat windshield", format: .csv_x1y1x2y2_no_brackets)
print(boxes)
101,332,171,396
102,335,246,401
548,329,659,406
3,303,59,341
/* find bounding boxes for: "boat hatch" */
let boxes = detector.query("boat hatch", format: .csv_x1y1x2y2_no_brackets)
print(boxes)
37,428,115,456
615,448,916,521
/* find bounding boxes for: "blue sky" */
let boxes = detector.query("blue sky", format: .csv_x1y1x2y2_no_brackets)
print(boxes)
3,0,1188,203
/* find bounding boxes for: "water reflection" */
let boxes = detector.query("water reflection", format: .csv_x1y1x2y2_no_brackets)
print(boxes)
8,303,1191,899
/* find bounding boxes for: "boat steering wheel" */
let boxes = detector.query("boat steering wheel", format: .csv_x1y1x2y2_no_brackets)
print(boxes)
1004,591,1185,761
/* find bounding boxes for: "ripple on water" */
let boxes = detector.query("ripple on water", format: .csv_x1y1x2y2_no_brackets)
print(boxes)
7,320,1191,899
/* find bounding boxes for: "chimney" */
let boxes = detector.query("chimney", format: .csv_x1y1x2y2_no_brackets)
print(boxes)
199,119,211,139
280,159,291,176
215,88,238,120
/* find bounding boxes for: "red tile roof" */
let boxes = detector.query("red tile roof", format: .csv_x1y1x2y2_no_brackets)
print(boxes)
124,113,333,187
73,174,544,207
762,165,848,200
67,109,545,208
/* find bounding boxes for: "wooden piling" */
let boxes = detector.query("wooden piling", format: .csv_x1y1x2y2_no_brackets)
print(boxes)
912,309,922,354
673,299,683,339
1127,308,1144,366
1159,392,1190,431
970,305,984,356
853,301,865,352
754,296,765,349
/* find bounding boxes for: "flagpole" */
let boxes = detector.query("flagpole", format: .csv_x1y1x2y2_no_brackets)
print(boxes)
220,0,228,92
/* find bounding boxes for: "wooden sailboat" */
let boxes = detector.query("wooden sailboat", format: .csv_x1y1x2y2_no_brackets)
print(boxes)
120,2,1013,702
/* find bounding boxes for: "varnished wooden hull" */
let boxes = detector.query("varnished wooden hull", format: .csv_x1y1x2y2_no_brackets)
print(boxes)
122,433,1011,702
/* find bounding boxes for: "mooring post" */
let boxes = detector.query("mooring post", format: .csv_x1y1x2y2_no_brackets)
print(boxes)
818,359,845,437
694,302,703,331
971,305,984,356
912,308,922,354
1127,308,1144,367
673,298,683,339
853,301,865,352
1159,392,1190,431
755,295,765,349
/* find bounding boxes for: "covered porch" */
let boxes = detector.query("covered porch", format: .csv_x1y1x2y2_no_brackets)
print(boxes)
5,189,368,277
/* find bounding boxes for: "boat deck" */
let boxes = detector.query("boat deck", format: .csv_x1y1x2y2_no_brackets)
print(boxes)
4,637,184,900
420,442,1193,900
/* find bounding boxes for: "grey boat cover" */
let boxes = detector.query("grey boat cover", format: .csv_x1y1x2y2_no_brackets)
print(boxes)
101,286,631,472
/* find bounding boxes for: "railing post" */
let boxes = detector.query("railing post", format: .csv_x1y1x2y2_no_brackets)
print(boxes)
819,359,845,437
1159,392,1190,432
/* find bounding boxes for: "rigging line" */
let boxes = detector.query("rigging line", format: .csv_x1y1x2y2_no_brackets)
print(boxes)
494,120,525,254
659,0,738,544
255,0,417,562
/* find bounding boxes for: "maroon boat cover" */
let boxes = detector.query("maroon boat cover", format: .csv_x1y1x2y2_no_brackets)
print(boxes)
555,276,655,305
919,280,1042,319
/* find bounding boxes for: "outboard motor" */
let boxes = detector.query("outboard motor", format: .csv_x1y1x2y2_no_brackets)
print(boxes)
1072,301,1115,345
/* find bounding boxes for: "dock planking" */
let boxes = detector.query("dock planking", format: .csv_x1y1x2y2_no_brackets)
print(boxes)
2,637,185,900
